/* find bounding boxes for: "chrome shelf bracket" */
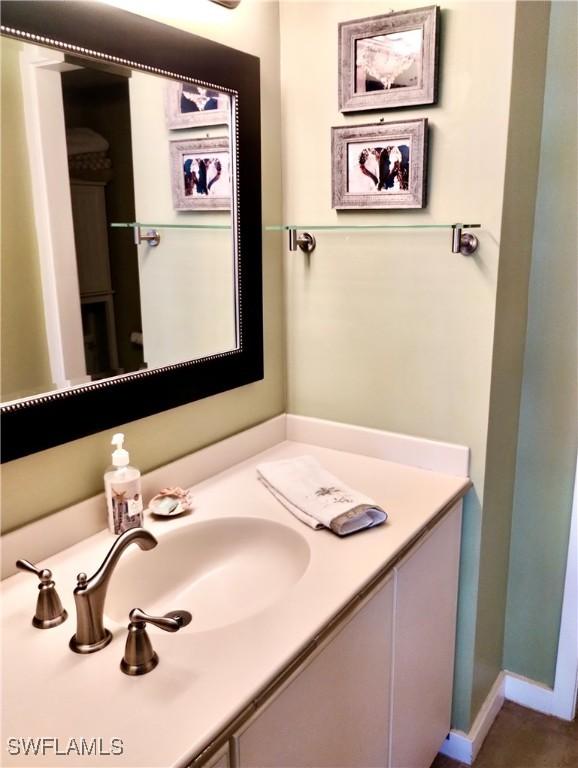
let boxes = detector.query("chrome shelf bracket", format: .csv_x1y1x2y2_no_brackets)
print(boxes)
452,224,479,256
288,229,316,253
134,225,161,247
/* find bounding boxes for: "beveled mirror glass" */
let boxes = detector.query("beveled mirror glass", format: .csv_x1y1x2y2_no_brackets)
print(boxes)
0,1,263,462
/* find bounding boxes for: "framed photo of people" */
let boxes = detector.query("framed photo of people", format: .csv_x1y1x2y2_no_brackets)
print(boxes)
331,119,428,210
170,137,231,211
338,6,440,113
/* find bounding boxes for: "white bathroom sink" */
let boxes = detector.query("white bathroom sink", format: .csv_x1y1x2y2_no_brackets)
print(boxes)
106,517,311,632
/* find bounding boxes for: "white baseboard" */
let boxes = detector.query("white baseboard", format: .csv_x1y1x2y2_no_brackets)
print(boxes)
504,669,576,721
504,672,556,715
440,672,505,765
440,666,576,766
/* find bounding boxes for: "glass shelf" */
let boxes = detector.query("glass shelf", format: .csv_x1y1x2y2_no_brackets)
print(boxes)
110,222,231,230
266,223,481,231
267,222,482,255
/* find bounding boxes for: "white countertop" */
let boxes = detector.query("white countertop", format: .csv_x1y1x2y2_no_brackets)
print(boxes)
1,436,469,768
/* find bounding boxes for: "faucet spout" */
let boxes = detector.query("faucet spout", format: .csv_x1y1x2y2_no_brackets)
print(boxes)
70,527,157,654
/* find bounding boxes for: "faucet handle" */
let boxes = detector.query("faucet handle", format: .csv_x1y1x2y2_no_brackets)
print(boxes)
129,607,192,633
16,559,52,582
15,559,68,629
121,607,192,675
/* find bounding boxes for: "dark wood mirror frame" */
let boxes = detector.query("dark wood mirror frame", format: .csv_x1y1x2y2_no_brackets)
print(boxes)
0,1,263,463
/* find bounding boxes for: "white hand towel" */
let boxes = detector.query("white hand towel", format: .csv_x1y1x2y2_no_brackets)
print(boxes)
256,455,387,536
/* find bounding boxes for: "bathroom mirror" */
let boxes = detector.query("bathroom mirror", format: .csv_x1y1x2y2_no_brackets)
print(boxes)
0,1,263,462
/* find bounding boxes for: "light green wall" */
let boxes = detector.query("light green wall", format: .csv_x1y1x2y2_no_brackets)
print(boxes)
279,0,549,730
472,0,550,718
0,0,285,533
0,38,53,401
503,0,578,685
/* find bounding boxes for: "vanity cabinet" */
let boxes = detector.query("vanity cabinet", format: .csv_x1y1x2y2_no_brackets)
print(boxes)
390,504,461,768
235,577,395,767
226,503,461,768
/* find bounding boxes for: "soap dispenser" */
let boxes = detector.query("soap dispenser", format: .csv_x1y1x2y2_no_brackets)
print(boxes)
104,433,143,535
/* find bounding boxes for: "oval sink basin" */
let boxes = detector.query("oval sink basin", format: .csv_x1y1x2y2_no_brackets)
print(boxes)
106,517,310,632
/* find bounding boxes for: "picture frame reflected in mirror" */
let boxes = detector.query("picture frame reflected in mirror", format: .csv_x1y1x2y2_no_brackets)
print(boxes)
164,81,230,130
170,137,232,210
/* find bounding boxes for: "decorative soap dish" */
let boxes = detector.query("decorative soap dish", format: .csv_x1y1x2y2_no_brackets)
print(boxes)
148,487,193,518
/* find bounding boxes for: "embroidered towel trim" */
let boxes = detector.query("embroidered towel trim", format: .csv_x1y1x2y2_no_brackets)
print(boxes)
256,455,387,536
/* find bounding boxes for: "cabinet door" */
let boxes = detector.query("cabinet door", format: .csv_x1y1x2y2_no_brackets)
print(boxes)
201,743,229,768
237,577,394,768
390,503,462,768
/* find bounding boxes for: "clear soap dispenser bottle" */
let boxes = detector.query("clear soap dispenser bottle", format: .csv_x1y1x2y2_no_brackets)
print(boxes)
104,433,143,535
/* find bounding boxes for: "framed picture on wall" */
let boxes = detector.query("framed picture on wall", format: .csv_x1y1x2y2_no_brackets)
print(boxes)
338,6,440,113
331,119,428,209
165,81,230,129
170,137,231,210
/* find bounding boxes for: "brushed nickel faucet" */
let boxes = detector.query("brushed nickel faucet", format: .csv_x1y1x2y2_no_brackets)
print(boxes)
69,527,158,654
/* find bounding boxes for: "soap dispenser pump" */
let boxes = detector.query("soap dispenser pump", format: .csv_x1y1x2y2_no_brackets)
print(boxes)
104,433,143,535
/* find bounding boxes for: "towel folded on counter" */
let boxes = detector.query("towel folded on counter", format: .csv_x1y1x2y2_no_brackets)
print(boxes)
256,455,387,536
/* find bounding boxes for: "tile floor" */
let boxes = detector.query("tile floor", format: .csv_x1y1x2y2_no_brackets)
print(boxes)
430,701,578,768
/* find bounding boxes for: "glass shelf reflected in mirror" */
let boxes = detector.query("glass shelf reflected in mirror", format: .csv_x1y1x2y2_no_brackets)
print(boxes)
111,222,232,230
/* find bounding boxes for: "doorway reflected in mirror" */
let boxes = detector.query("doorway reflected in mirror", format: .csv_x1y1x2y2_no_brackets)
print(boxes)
0,37,237,403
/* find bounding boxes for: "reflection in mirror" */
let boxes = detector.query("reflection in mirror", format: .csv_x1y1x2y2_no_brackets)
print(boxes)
0,36,237,404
